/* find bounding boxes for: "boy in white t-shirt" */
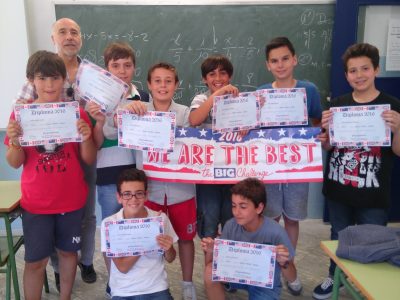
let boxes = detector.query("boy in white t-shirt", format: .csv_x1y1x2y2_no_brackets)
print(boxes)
101,168,177,299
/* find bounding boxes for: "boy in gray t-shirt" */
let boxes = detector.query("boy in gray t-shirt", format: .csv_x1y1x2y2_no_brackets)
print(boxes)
201,178,297,300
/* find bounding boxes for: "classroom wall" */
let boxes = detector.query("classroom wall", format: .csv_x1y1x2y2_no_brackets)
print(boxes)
0,0,331,221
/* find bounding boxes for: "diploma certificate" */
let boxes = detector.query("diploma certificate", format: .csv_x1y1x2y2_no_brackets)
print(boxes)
14,101,81,146
329,105,391,147
212,91,260,133
212,239,276,288
259,88,308,127
104,216,164,257
76,59,129,113
118,110,176,152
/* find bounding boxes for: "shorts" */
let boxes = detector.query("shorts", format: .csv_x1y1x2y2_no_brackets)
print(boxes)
196,184,233,238
264,183,308,221
226,282,280,300
145,197,196,240
22,207,84,262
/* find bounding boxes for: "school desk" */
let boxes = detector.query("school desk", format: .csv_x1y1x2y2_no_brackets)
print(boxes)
321,240,400,300
0,180,23,300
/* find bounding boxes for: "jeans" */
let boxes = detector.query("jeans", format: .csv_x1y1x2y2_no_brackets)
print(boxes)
51,163,97,271
97,184,122,220
196,184,233,238
327,198,387,275
228,282,280,300
112,289,173,300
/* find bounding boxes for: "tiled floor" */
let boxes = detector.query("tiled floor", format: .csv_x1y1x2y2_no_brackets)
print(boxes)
1,219,383,299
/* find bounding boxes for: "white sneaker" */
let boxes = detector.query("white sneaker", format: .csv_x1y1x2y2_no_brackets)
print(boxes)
287,277,302,296
182,281,197,300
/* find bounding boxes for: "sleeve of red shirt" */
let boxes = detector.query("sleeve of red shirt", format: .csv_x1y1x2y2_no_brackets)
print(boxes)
80,107,93,129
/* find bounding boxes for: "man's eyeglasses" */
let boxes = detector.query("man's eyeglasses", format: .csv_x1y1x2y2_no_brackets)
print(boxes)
119,191,146,200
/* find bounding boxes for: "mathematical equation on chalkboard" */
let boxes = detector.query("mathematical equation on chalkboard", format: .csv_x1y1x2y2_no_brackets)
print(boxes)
73,7,334,104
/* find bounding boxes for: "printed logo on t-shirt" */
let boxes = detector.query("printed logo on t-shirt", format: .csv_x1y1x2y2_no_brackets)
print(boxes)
328,146,381,188
35,143,70,173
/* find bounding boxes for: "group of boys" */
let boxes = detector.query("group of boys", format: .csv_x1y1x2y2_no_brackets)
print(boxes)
5,16,400,300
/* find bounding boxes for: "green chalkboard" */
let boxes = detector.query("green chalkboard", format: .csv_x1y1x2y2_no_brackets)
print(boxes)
55,4,334,107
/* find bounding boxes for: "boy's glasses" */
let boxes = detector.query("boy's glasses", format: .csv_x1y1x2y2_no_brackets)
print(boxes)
119,190,146,200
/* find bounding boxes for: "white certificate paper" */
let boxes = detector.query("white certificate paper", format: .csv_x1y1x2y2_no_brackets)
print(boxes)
212,91,260,133
386,19,400,71
104,216,164,257
118,110,176,152
76,59,129,113
259,88,308,127
212,239,276,288
14,101,81,146
329,105,391,147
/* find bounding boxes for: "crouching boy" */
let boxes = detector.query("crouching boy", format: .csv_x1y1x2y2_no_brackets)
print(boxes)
101,169,177,299
201,178,297,300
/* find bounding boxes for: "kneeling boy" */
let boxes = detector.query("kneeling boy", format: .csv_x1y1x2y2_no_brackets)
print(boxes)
101,169,177,299
201,178,297,300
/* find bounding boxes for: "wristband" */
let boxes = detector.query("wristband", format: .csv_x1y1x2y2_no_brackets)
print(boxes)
280,261,289,269
9,140,22,150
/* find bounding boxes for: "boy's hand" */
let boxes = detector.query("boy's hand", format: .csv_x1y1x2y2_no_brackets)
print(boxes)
87,101,105,123
124,101,148,116
276,244,290,267
6,120,22,145
77,119,92,142
213,84,239,97
201,237,215,253
382,110,400,133
320,110,332,131
157,234,173,251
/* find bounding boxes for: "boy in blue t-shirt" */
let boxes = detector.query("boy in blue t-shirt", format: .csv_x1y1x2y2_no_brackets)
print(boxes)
201,178,297,300
257,37,322,295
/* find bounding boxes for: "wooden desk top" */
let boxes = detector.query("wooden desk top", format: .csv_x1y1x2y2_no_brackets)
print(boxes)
321,240,400,300
0,181,21,213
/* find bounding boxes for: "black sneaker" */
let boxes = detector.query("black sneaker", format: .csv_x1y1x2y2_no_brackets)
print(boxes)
105,282,111,299
78,263,97,283
313,277,343,299
54,271,60,293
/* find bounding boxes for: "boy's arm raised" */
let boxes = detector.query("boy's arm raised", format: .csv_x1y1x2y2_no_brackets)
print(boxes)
77,119,96,165
189,84,239,126
86,102,105,149
6,120,25,168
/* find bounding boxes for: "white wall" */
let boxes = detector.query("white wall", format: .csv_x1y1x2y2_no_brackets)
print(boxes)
0,0,30,129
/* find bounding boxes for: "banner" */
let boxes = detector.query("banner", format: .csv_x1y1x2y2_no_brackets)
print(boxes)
143,127,323,184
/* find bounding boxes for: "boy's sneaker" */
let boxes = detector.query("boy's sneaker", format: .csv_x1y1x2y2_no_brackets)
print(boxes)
182,281,197,300
105,282,111,299
286,278,302,296
313,277,343,299
78,263,97,283
54,271,60,293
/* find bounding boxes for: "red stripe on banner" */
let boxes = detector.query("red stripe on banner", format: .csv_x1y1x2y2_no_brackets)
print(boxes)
275,165,323,173
147,177,323,184
143,165,201,174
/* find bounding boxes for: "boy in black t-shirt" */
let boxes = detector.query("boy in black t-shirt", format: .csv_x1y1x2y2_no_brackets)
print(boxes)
313,43,400,299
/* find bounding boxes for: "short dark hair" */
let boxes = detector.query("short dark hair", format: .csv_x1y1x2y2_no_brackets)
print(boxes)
147,62,179,83
231,178,266,213
201,55,233,78
265,36,296,61
26,50,66,80
342,43,380,73
103,42,136,68
116,168,148,194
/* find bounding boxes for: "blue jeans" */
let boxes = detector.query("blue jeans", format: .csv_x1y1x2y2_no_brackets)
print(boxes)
327,199,387,275
112,289,173,300
97,184,122,220
228,282,280,300
196,184,233,238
